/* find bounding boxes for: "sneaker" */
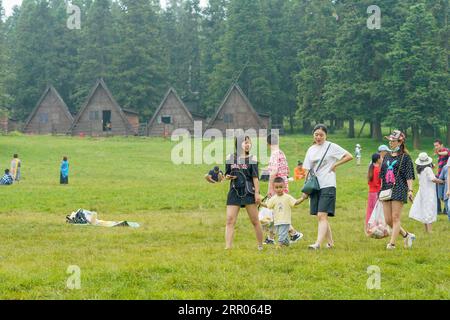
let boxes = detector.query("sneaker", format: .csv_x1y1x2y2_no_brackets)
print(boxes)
290,232,303,243
404,233,416,248
308,243,320,250
386,243,396,250
264,237,275,245
326,243,334,249
257,245,264,251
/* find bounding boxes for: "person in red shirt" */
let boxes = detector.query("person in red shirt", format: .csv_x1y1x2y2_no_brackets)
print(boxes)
366,153,382,226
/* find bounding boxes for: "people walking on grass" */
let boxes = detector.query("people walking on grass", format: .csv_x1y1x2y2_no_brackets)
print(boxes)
366,153,382,226
433,140,449,215
10,154,21,182
60,156,69,185
224,135,263,250
260,177,306,247
205,166,224,183
0,169,13,185
355,144,362,166
409,153,444,233
379,130,416,250
301,124,353,250
266,134,303,244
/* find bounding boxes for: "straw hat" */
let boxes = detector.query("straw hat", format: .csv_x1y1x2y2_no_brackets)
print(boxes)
415,152,432,166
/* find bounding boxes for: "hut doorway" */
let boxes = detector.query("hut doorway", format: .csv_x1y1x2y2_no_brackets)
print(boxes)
102,110,111,131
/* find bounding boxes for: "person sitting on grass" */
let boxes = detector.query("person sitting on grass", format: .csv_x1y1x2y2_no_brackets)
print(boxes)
0,169,13,185
260,177,306,247
205,166,224,183
293,161,306,181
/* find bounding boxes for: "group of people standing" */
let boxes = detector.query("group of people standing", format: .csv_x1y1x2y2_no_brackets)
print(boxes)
223,125,450,251
366,135,449,248
0,154,70,185
223,124,354,250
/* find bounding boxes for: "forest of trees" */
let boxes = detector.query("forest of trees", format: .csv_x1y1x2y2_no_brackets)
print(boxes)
0,0,448,146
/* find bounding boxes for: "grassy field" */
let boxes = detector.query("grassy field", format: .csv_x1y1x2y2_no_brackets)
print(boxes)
0,134,449,300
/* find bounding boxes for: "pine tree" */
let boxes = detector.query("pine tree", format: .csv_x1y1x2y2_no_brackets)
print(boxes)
72,0,116,110
0,0,7,109
206,0,278,118
296,0,338,133
8,0,61,118
111,0,167,119
200,0,228,114
387,2,448,148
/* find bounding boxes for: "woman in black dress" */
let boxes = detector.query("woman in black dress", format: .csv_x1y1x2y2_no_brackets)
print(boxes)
380,130,416,250
224,135,263,250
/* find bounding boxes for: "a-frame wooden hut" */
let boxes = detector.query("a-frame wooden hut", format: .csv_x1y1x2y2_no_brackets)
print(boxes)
70,79,138,136
206,84,270,134
23,86,73,134
147,87,203,136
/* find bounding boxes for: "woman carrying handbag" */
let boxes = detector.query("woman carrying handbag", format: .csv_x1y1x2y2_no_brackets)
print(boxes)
301,124,353,250
379,130,416,250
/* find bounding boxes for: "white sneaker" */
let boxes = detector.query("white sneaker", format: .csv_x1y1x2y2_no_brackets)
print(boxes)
405,233,416,248
386,243,396,250
308,243,320,250
326,243,334,249
257,245,264,251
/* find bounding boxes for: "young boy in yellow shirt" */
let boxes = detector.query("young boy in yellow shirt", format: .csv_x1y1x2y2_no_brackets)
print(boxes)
260,177,306,246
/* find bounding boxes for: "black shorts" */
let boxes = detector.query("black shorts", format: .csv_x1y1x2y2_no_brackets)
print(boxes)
226,188,255,208
310,187,336,217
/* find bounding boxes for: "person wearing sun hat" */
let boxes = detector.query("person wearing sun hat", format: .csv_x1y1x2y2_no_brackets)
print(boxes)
377,144,390,161
379,130,416,249
409,153,444,233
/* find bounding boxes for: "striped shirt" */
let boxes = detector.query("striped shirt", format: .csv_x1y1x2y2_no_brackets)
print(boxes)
0,173,13,185
436,147,449,177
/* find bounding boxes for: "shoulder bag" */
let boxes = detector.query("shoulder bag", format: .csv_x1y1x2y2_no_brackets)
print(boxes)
301,143,332,195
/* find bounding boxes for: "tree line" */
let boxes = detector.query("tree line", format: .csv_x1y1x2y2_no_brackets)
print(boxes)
0,0,448,147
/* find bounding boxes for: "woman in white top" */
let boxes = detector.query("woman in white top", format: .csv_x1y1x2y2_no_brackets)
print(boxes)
301,124,353,250
409,152,444,233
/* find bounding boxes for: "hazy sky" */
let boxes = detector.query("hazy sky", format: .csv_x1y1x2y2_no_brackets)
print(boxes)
3,0,21,16
3,0,208,17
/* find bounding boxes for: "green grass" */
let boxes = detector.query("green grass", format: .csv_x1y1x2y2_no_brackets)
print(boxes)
0,134,449,299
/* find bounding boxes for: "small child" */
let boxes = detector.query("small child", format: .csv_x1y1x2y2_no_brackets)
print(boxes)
10,154,21,182
409,152,444,233
60,156,69,184
355,144,362,166
293,160,306,181
366,153,382,227
0,169,13,185
260,177,305,246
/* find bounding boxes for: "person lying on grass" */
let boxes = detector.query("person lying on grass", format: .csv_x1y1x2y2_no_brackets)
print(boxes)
0,169,13,185
260,177,307,247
